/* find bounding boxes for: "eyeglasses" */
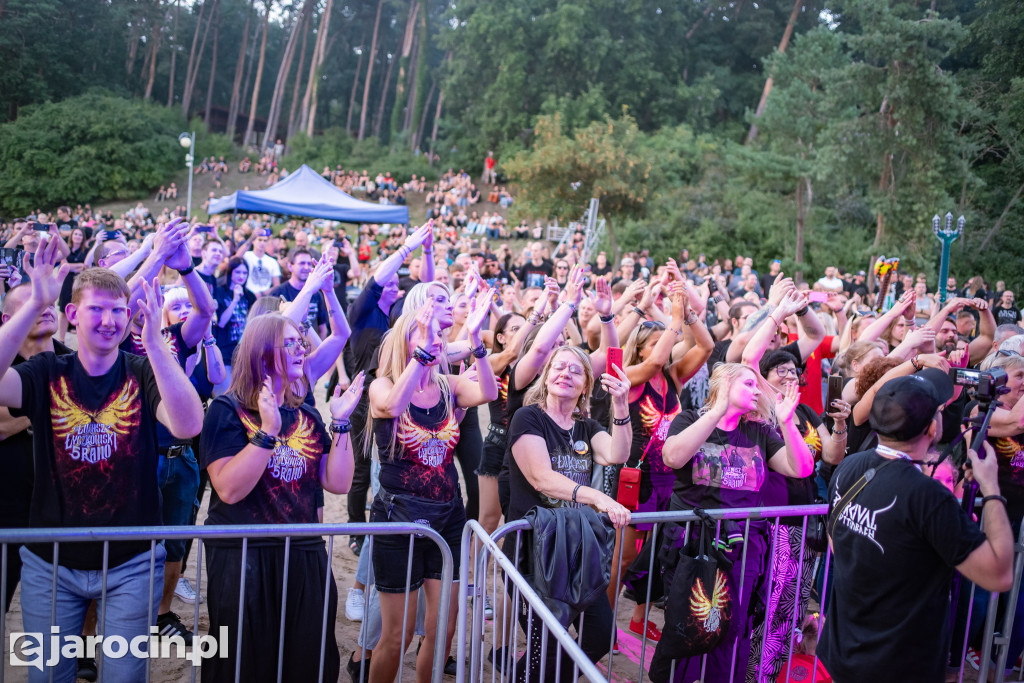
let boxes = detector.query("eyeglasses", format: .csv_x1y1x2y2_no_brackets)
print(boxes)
550,360,585,376
996,349,1021,358
640,321,666,330
772,366,803,379
278,339,311,356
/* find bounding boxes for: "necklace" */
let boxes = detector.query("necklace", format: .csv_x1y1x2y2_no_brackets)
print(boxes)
566,421,589,456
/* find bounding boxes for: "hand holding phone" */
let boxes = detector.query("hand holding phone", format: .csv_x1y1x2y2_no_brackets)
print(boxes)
825,374,844,414
607,347,624,377
808,291,829,303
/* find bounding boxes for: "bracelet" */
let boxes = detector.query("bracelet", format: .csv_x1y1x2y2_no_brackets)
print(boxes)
796,306,809,317
177,264,195,277
572,483,583,505
202,338,216,347
412,346,435,366
528,313,543,325
250,430,278,450
767,315,779,328
669,327,683,336
684,311,699,326
911,355,922,371
632,306,648,320
981,494,1007,508
471,343,487,359
329,420,352,434
563,301,578,314
832,427,848,437
599,313,615,324
612,416,630,426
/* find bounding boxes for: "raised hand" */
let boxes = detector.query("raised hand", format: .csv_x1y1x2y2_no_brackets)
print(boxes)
25,237,70,309
257,376,282,437
767,273,795,307
666,258,683,282
136,277,166,345
304,253,333,293
681,278,706,316
591,276,612,316
775,380,800,424
600,364,631,407
403,222,432,251
330,371,365,422
563,265,586,307
901,326,936,351
465,287,494,340
775,290,805,320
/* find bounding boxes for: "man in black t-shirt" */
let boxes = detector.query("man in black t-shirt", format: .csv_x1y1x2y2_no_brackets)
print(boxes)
0,247,204,680
267,249,329,338
993,290,1021,327
516,243,553,289
820,370,1013,683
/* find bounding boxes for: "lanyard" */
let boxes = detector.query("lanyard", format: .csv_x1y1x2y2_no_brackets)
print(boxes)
876,444,921,471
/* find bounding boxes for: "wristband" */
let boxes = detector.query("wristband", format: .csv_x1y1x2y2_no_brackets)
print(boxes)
911,355,922,371
250,430,278,450
632,307,648,320
599,313,615,324
795,306,809,317
528,313,543,326
612,416,630,426
684,311,699,326
563,301,578,314
471,343,487,359
202,338,216,348
329,420,352,434
412,346,435,366
981,494,1007,508
832,427,848,437
572,484,583,505
177,264,195,277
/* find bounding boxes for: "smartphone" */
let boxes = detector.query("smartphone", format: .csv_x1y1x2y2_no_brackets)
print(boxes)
808,291,829,303
607,347,624,377
825,374,844,414
196,225,213,233
30,222,49,232
708,279,719,294
0,248,23,270
104,230,121,241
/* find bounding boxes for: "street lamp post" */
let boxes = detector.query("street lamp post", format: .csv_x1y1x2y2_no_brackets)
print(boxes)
178,131,195,220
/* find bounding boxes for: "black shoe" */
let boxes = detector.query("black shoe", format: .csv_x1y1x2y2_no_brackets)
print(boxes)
77,657,97,682
347,651,370,683
444,656,459,676
156,610,194,646
488,647,506,673
349,536,363,556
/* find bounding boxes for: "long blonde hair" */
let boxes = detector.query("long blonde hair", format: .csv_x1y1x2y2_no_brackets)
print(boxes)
622,322,663,368
367,311,453,459
701,362,776,425
228,314,308,412
523,346,595,420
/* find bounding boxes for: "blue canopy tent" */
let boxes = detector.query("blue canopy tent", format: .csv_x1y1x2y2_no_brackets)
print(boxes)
209,164,409,224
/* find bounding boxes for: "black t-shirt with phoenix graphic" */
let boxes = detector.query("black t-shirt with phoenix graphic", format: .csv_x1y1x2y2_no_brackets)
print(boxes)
374,396,462,502
626,374,681,475
12,351,162,569
989,431,1024,524
200,394,330,545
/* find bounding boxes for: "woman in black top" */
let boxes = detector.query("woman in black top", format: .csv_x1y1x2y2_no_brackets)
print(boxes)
506,345,632,683
56,227,88,343
200,313,363,682
214,257,256,393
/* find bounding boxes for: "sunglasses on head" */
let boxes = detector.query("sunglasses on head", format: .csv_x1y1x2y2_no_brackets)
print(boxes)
996,349,1021,358
640,321,666,330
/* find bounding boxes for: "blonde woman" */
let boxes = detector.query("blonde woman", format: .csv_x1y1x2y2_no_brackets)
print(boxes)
505,345,632,683
200,313,363,682
367,298,496,683
661,362,812,683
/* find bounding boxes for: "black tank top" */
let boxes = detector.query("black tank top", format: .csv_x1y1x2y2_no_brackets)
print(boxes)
626,373,680,474
375,394,461,501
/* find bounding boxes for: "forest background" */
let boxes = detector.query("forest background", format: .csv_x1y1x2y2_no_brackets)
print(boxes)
0,0,1021,288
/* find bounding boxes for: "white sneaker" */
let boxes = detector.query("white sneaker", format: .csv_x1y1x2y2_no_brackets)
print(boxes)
483,596,494,620
346,587,365,622
174,577,202,604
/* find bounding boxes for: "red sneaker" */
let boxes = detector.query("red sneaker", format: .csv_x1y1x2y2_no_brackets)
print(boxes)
628,618,662,642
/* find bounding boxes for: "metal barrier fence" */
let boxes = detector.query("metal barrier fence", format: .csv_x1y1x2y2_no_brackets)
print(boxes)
458,505,1024,683
0,522,452,683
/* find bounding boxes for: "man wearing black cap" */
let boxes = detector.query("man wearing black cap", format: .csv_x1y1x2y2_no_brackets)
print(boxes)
819,369,1014,682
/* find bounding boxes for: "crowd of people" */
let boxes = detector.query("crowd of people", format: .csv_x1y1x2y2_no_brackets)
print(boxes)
0,188,1022,683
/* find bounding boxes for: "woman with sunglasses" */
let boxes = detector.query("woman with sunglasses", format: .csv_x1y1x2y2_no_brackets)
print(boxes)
607,280,714,641
661,354,813,683
367,296,496,683
199,313,364,682
505,345,632,683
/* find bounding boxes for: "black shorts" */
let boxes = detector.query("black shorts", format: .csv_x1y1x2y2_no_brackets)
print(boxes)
369,487,465,593
476,424,508,478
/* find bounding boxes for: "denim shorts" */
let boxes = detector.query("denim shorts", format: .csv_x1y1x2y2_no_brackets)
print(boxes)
476,425,507,478
158,445,200,562
369,487,464,593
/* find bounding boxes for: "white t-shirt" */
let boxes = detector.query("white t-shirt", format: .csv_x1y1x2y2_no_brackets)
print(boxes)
243,251,282,295
816,276,845,292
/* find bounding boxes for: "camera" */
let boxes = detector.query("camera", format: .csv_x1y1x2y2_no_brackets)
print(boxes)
949,367,1008,403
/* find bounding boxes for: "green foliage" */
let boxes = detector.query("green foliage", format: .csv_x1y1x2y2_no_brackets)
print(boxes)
0,92,191,216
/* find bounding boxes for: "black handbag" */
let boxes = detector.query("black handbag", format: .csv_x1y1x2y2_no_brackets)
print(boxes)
652,510,734,664
803,496,829,553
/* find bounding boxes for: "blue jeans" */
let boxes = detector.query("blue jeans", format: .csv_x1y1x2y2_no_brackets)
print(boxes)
19,545,165,683
158,447,200,562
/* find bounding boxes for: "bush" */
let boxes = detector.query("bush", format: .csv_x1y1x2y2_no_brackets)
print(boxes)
0,92,197,217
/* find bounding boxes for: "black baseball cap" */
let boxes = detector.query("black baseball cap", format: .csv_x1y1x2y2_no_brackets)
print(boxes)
869,368,954,441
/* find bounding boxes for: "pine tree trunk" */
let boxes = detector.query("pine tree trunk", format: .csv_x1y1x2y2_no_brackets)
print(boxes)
239,18,261,139
747,0,803,143
183,0,219,118
126,28,140,76
372,47,395,139
242,0,274,149
427,86,444,163
181,0,209,116
167,0,180,107
286,4,312,140
407,7,430,146
226,0,254,139
204,20,220,126
413,79,435,152
358,0,384,141
301,0,333,136
345,36,365,135
402,31,420,132
390,0,419,139
143,19,161,100
262,1,306,149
